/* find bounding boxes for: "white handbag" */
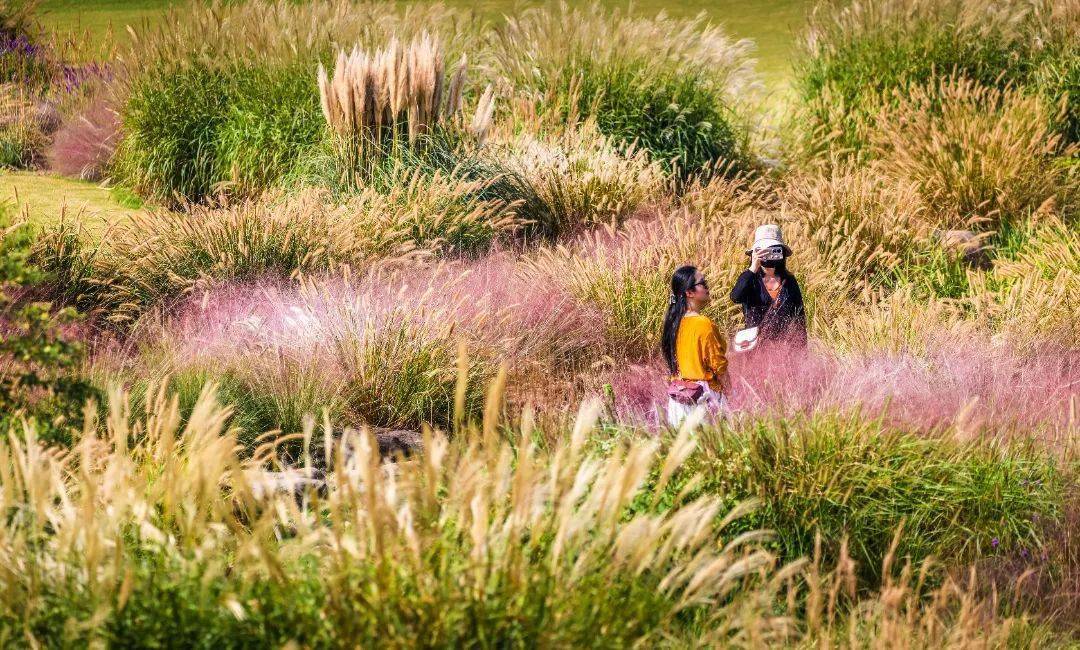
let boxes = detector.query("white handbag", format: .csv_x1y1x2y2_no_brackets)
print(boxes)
733,326,759,353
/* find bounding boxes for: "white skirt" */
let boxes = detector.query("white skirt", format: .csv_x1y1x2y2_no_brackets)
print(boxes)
665,381,729,427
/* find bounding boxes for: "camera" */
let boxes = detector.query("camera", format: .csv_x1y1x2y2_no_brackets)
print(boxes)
759,245,784,261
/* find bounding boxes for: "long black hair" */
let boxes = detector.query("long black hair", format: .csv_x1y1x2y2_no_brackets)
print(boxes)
661,265,699,375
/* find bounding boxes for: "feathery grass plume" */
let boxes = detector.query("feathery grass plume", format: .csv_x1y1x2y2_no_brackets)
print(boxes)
793,539,1062,647
0,384,808,646
111,1,486,202
495,123,667,236
981,215,1080,350
491,1,760,178
85,176,518,325
871,77,1078,230
521,206,757,355
518,171,774,353
122,0,479,72
317,32,495,186
44,93,120,180
103,255,605,436
779,164,931,300
795,0,1079,160
88,192,413,325
614,332,1078,445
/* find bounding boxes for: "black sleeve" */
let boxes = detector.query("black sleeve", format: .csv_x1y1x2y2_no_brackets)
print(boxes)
786,277,809,346
730,270,760,305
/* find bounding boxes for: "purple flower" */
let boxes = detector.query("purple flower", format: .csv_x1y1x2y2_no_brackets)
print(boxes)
991,537,1000,549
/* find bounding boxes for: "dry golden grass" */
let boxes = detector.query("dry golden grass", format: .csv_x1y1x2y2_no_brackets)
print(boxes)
74,172,519,324
871,77,1077,230
495,122,667,233
0,384,797,645
780,164,931,298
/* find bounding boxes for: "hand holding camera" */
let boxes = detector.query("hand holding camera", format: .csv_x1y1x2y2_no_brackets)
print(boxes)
749,245,784,272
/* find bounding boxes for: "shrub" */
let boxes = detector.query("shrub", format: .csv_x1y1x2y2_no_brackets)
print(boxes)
982,215,1080,350
795,0,1078,159
871,78,1076,230
111,1,484,202
493,2,759,178
0,205,97,447
84,181,517,324
496,125,666,236
779,165,930,299
111,63,320,202
331,309,492,430
317,33,493,187
110,63,233,202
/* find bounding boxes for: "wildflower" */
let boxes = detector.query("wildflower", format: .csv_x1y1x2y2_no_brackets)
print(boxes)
991,537,999,549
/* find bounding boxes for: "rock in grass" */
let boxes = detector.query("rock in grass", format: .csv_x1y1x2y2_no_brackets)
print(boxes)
935,229,992,268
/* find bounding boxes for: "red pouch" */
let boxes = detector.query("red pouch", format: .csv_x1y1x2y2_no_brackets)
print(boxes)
667,379,705,406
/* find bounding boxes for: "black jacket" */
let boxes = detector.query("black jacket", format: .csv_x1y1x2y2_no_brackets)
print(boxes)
729,270,807,347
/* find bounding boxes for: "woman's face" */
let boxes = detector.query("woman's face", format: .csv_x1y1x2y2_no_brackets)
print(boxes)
685,270,710,307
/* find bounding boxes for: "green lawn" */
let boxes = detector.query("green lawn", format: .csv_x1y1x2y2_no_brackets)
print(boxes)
0,171,140,236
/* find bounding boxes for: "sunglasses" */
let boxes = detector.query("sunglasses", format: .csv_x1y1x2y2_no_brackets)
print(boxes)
690,279,709,290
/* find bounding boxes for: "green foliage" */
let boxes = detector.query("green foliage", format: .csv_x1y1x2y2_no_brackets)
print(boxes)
112,62,322,203
560,57,749,179
336,318,493,430
0,0,39,43
0,208,98,446
690,412,1061,584
795,0,1078,159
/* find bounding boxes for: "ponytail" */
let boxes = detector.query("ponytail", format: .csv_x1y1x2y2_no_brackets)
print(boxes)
661,265,698,375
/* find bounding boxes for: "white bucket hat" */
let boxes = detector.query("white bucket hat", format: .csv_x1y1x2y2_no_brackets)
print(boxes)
745,224,792,257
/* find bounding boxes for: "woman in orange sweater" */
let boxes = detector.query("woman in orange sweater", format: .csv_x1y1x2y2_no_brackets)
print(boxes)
661,265,729,426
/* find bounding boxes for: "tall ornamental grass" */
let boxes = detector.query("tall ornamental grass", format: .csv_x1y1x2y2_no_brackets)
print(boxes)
101,264,602,438
0,385,803,646
519,171,803,354
110,62,324,202
0,84,45,167
491,2,760,178
42,176,519,326
111,1,484,202
495,124,666,236
871,77,1077,230
317,33,494,186
690,410,1063,584
796,0,1079,159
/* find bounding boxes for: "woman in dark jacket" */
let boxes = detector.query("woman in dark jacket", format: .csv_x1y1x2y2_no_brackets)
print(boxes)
730,224,808,348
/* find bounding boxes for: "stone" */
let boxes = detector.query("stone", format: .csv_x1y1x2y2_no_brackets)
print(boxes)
373,428,424,459
934,229,991,268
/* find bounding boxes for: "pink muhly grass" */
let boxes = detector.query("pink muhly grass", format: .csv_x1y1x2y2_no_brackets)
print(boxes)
45,95,120,180
612,342,1079,444
132,255,606,385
